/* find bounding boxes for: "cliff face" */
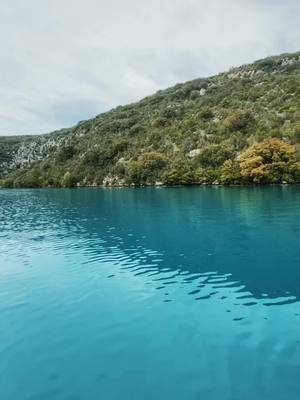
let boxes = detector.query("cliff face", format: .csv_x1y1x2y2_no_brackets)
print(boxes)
1,52,300,187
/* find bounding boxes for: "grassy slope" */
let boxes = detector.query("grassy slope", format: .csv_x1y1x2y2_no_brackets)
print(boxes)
1,51,300,187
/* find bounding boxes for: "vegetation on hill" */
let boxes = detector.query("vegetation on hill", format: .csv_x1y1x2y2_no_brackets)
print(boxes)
1,51,300,187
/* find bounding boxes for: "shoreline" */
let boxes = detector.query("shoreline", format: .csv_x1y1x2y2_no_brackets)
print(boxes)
1,183,300,190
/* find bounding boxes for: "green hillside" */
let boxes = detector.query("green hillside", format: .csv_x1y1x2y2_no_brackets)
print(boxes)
1,51,300,187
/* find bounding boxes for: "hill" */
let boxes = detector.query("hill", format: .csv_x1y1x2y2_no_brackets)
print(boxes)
1,51,300,187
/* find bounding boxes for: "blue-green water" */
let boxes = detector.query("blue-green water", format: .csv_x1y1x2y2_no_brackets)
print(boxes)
1,187,300,400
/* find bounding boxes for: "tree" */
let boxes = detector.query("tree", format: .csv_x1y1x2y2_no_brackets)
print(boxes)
57,145,76,162
62,171,77,187
224,110,254,132
238,138,300,183
196,144,235,168
126,152,168,185
221,160,242,184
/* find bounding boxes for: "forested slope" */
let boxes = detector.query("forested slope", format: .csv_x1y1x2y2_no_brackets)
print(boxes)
1,51,300,187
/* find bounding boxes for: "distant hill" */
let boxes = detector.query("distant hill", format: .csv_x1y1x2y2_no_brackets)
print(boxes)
1,51,300,187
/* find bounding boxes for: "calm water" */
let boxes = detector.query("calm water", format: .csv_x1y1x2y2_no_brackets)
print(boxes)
1,187,300,400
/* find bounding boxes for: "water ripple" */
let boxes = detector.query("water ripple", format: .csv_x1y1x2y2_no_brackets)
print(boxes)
1,188,300,400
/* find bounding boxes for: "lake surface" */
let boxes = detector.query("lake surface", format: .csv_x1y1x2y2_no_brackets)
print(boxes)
1,187,300,400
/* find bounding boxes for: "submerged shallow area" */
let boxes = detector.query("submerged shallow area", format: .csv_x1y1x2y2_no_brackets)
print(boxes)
1,187,300,400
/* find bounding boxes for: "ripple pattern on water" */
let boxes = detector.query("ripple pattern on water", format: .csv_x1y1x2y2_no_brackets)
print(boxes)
1,187,300,400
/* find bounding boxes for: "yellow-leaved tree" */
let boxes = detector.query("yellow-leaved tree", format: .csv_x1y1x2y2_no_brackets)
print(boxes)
238,138,300,183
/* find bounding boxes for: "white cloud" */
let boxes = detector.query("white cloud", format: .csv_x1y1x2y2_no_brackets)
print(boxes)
0,0,299,135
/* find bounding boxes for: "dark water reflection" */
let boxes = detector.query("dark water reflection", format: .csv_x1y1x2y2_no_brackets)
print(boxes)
1,187,300,399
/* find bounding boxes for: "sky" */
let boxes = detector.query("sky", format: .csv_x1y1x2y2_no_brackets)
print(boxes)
0,0,299,136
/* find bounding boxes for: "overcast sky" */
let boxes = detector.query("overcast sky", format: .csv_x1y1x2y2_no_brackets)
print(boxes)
0,0,299,135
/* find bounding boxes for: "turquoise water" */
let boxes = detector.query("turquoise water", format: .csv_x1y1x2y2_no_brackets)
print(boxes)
1,187,300,400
